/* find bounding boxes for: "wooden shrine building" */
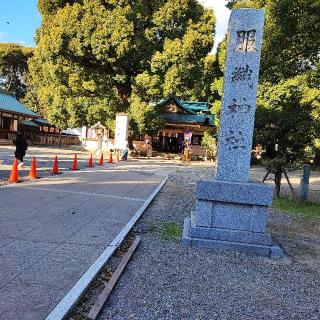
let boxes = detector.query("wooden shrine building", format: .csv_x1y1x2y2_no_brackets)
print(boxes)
0,89,40,140
0,90,78,146
152,96,215,154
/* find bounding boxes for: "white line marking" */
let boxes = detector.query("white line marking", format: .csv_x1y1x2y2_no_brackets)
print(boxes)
45,176,168,320
19,186,146,202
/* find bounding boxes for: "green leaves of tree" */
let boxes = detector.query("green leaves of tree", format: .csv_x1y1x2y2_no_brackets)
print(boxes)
255,76,320,160
31,0,216,131
0,43,33,100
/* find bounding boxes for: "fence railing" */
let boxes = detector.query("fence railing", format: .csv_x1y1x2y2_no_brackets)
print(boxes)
0,129,80,146
32,133,81,146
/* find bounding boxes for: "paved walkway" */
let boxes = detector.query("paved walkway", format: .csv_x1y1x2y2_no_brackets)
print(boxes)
0,161,170,320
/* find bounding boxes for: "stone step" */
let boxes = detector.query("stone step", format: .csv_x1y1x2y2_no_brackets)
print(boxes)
0,139,12,146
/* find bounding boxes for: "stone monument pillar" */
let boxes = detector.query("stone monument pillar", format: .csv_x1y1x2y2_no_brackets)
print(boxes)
182,9,282,258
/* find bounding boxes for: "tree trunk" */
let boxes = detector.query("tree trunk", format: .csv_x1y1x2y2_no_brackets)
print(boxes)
274,170,282,198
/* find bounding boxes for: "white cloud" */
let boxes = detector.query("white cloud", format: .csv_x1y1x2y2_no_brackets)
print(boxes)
0,33,32,47
0,32,7,40
15,40,28,46
199,0,231,52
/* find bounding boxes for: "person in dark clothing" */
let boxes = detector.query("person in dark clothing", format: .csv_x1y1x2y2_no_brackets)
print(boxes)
121,147,129,161
13,132,28,167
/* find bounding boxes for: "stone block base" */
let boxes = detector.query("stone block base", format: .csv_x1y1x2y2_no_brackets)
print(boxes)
182,218,283,259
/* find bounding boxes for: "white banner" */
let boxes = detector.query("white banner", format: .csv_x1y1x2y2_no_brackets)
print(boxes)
114,114,129,149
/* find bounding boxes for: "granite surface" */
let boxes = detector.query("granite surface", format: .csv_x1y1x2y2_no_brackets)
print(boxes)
197,179,273,206
215,9,265,183
195,199,268,232
183,9,283,257
182,218,281,258
190,221,271,246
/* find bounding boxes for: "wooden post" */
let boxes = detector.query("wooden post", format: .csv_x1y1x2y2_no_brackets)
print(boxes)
299,164,311,201
283,169,297,199
87,237,141,320
262,169,271,182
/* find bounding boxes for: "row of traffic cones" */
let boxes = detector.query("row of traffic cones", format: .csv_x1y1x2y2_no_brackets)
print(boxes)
8,151,116,183
8,157,38,183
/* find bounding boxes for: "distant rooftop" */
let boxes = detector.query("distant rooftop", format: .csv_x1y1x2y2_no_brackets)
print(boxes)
179,100,210,114
155,96,211,115
34,118,51,125
155,96,214,126
0,89,39,118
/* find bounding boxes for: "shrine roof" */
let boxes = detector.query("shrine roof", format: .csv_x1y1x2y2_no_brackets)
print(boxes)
179,100,210,114
34,118,51,125
19,120,40,127
154,96,211,115
162,113,214,126
0,89,39,118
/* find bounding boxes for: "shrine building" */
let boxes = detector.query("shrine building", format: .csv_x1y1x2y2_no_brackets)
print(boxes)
0,89,78,146
151,96,215,154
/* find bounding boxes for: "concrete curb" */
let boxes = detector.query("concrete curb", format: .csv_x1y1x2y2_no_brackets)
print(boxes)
45,175,168,320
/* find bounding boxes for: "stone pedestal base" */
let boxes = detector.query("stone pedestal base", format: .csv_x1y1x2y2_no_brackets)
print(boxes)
182,180,283,258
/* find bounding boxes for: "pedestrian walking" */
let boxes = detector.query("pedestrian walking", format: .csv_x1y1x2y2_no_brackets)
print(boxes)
145,141,152,159
13,131,28,167
121,144,129,161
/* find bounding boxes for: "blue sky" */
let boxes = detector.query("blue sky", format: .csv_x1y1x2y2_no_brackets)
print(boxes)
0,0,229,49
0,0,41,47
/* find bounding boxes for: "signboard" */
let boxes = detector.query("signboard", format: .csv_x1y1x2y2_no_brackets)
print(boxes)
184,130,192,143
114,114,129,149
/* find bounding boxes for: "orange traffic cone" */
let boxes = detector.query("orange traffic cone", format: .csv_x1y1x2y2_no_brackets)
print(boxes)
98,153,104,166
52,156,60,175
72,154,78,171
28,157,38,180
8,159,19,183
109,151,113,164
88,154,93,168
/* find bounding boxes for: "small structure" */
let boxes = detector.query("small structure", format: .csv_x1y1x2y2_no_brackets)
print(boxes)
0,89,79,146
0,89,39,140
151,96,215,156
80,122,110,152
182,9,282,257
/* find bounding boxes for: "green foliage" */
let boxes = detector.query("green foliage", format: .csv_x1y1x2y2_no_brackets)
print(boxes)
254,75,320,196
207,38,226,117
158,221,182,242
128,93,165,136
31,0,216,132
273,197,320,217
0,43,33,100
227,0,267,9
201,130,217,159
255,76,320,161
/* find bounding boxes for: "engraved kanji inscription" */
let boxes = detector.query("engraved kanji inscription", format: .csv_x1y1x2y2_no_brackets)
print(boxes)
235,30,256,52
227,98,251,118
231,64,253,86
225,130,247,150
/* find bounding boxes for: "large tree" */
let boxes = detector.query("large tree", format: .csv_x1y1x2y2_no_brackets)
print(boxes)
30,0,215,130
0,43,33,100
255,76,320,196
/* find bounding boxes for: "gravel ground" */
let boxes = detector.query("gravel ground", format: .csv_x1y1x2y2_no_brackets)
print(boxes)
98,167,320,320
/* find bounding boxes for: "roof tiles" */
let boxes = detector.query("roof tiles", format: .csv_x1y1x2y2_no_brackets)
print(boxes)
0,90,39,117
